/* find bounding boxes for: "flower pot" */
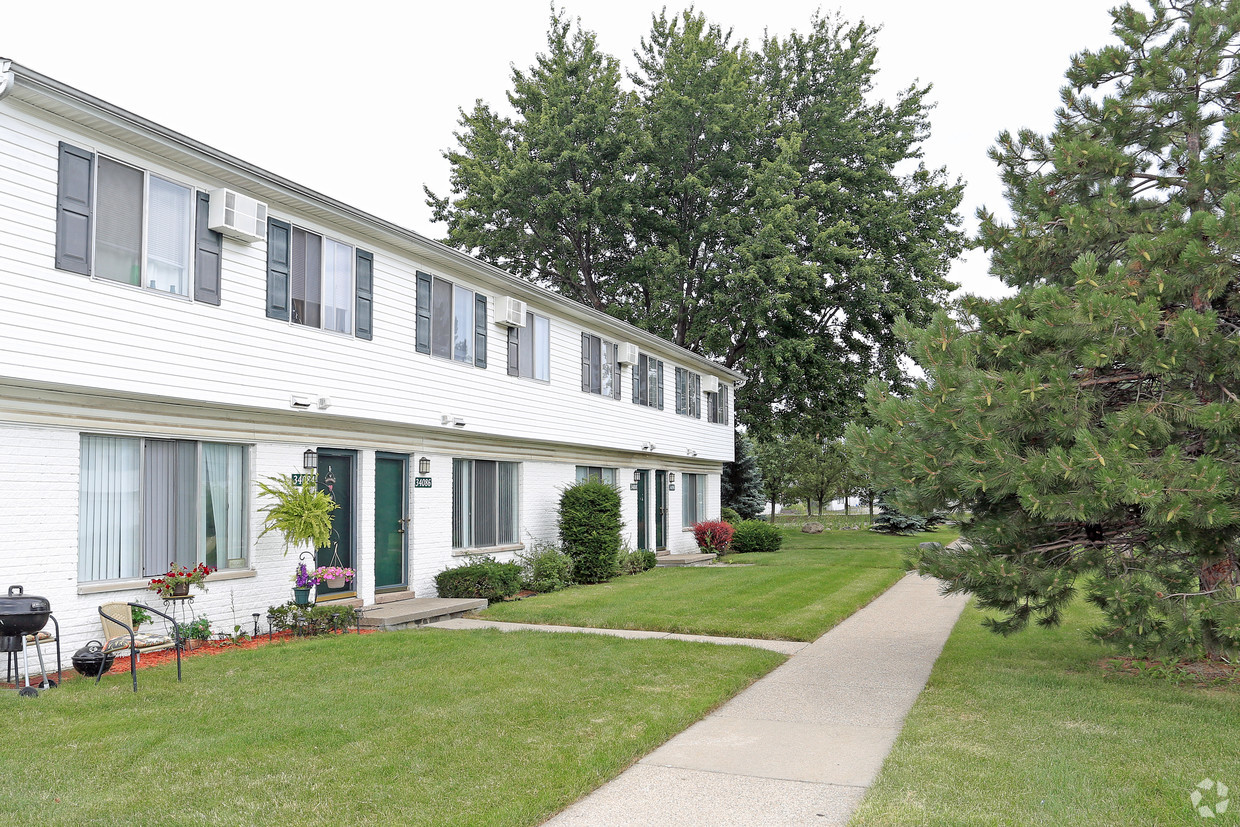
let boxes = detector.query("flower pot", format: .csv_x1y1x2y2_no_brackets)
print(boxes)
326,578,347,589
172,582,190,597
293,587,312,606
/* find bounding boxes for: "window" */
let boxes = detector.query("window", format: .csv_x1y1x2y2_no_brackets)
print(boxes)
508,312,550,381
575,466,617,486
581,333,621,398
78,436,248,581
265,219,373,339
675,368,701,418
633,353,664,409
416,272,488,367
452,459,519,549
681,473,707,527
707,385,730,425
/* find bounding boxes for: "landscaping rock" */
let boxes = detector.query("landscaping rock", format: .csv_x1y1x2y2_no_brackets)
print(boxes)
918,542,943,553
801,522,825,534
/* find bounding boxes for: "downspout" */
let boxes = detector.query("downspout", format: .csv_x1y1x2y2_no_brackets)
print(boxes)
0,60,14,101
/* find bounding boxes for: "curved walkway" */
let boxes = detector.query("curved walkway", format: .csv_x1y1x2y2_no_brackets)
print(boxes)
429,572,969,826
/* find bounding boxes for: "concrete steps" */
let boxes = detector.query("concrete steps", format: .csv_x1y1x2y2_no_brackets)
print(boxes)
655,552,717,567
358,595,487,630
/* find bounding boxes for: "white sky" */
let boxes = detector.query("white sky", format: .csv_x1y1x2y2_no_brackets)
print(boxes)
4,0,1119,299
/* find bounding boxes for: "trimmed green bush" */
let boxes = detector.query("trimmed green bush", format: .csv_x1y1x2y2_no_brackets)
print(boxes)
559,480,622,583
731,520,783,553
517,542,574,593
619,549,658,575
720,506,741,525
435,556,522,601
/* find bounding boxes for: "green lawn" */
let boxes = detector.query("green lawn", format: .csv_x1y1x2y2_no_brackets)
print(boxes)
851,599,1240,826
0,629,782,826
478,527,956,641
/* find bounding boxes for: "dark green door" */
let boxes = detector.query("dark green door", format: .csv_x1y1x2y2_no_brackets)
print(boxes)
636,470,649,550
316,450,355,598
374,453,408,590
655,470,667,551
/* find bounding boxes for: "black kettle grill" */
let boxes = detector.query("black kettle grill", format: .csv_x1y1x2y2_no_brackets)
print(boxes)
0,585,59,697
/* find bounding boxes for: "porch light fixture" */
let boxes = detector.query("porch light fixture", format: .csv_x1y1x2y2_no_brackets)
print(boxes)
418,456,431,475
303,449,318,471
668,473,676,483
633,470,641,483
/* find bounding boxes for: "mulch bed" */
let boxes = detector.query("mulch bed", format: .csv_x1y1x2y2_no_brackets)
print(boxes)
1,628,376,689
1100,655,1240,689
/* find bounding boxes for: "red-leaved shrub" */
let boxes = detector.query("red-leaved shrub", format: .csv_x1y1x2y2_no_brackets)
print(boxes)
692,520,735,554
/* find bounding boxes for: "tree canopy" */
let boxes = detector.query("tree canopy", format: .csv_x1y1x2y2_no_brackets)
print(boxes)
428,8,965,439
848,0,1240,660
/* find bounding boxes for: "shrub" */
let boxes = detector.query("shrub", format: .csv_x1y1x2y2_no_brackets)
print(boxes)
434,556,522,601
731,520,783,553
516,541,574,593
179,616,213,640
559,480,623,583
266,603,359,635
693,521,735,555
619,549,658,574
720,506,741,524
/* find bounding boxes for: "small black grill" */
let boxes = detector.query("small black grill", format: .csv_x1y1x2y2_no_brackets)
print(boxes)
1,585,59,697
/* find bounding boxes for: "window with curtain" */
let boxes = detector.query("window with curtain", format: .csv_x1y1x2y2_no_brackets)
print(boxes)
675,368,701,418
707,386,730,425
452,458,519,549
575,466,617,485
419,274,486,366
681,473,707,527
581,333,621,398
509,311,550,381
633,353,664,409
95,158,193,296
322,239,354,334
79,435,249,581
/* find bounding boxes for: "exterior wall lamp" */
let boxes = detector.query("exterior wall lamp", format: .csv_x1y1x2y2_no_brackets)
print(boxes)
418,456,431,475
303,449,318,471
633,470,641,482
668,473,676,483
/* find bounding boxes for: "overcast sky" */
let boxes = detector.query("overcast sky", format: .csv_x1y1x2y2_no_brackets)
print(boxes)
5,0,1120,299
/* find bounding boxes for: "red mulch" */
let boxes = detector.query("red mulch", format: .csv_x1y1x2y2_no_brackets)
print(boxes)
1100,655,1240,689
2,628,377,689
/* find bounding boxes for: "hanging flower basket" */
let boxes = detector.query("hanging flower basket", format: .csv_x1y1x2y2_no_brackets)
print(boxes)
315,566,355,589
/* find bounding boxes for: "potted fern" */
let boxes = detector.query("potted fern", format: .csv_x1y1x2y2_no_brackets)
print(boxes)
257,473,338,555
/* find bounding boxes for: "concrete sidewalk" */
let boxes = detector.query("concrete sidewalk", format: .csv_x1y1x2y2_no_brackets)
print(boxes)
535,572,969,827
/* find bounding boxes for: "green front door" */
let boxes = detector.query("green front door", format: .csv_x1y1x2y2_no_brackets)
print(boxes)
655,470,667,551
374,453,408,590
636,470,649,550
316,450,355,598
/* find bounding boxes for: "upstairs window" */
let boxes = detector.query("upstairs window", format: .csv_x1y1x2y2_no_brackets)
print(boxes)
416,272,488,367
633,353,664,409
707,385,731,425
56,144,219,302
675,368,701,418
508,312,550,381
581,333,621,398
266,218,373,339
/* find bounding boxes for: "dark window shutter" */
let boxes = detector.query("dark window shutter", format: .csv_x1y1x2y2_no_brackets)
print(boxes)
633,359,641,404
474,293,488,368
612,344,621,399
265,218,291,320
415,271,432,354
355,249,374,340
55,142,93,275
581,333,591,392
193,192,222,305
508,326,520,376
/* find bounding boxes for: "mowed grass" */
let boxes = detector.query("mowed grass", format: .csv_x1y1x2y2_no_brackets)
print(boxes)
0,629,782,826
479,527,957,641
851,599,1240,826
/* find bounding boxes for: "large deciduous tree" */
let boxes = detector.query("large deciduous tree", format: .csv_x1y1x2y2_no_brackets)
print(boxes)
429,9,964,439
848,0,1240,660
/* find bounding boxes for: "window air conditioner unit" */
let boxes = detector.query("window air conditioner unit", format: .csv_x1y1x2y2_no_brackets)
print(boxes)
618,343,640,366
208,188,268,244
497,297,527,327
701,376,720,394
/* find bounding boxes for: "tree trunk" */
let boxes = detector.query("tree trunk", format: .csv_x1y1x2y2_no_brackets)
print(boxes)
1199,553,1240,660
770,498,776,523
844,499,850,516
868,493,875,517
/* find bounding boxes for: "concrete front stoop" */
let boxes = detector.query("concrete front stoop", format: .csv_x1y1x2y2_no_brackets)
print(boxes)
358,595,487,631
655,553,717,567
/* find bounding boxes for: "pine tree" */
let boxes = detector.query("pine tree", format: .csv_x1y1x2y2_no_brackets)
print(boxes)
722,432,765,519
848,0,1240,660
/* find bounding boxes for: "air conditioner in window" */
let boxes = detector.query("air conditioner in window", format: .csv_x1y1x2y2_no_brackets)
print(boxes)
497,297,528,327
701,376,720,394
618,343,640,366
208,188,268,244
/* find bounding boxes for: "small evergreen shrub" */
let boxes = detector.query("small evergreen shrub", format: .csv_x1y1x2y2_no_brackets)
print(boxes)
559,480,623,583
720,506,741,524
434,556,522,601
516,541,575,593
266,602,359,635
619,549,658,574
693,520,735,554
731,520,783,553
